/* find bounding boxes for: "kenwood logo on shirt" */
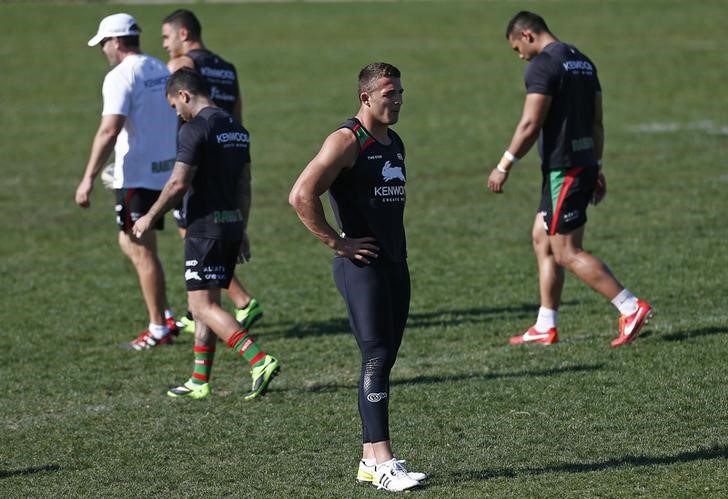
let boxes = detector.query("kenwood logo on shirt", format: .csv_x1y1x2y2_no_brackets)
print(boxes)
562,60,594,72
215,132,249,144
199,67,235,80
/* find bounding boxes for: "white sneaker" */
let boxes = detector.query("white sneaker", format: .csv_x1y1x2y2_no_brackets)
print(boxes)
357,458,427,483
372,458,421,491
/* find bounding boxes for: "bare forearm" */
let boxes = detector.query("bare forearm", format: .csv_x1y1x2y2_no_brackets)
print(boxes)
83,128,117,180
507,118,540,159
291,195,341,250
146,179,187,224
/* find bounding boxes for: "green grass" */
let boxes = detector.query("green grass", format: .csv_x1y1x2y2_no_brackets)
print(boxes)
1,0,727,497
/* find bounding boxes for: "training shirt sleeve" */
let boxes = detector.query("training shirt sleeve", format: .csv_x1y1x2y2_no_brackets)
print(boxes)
101,68,132,116
524,53,559,95
176,118,207,166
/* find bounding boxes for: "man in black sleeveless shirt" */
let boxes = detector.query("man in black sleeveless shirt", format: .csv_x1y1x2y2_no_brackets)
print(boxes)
132,69,279,401
161,9,263,334
290,63,426,492
488,11,652,348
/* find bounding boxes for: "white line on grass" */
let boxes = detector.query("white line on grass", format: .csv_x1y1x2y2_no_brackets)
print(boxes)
627,120,728,135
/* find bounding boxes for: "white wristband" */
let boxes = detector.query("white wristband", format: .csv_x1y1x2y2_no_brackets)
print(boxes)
496,164,509,174
504,150,519,164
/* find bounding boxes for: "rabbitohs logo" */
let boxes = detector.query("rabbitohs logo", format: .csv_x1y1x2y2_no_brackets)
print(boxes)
381,161,405,182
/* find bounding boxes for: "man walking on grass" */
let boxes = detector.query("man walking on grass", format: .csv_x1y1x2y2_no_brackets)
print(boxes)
132,68,279,400
76,13,179,350
487,11,652,347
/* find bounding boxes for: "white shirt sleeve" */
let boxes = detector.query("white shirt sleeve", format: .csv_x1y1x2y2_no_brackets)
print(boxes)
101,67,132,116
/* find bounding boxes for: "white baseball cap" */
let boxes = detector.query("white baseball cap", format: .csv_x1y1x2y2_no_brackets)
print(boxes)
87,13,141,47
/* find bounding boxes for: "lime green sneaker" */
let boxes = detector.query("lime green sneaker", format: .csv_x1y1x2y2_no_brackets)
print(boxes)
175,315,196,335
244,355,279,401
235,298,263,330
167,380,210,399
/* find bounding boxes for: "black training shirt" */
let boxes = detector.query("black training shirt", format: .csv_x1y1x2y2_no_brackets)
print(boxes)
525,41,601,171
187,49,240,115
177,106,250,240
329,118,407,263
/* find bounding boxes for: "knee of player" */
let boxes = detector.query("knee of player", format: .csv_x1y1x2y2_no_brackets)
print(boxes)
362,351,396,374
553,248,580,269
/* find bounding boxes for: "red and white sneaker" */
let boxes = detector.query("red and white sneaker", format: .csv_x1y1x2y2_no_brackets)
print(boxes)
612,299,653,347
509,326,559,345
126,329,174,351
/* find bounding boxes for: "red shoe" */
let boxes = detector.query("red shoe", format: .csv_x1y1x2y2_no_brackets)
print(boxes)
509,326,559,345
166,317,180,337
612,299,653,348
126,329,174,351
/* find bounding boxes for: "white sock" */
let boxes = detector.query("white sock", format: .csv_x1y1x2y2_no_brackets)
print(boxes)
362,458,376,466
611,289,638,316
164,309,174,320
148,322,168,339
535,307,558,332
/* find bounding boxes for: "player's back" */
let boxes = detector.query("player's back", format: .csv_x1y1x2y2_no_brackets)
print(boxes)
181,107,249,239
187,48,239,114
527,42,601,169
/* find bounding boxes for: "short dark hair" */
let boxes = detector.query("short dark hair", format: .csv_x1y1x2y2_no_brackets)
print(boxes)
505,11,550,39
166,68,210,97
118,34,140,49
162,9,202,40
358,62,401,94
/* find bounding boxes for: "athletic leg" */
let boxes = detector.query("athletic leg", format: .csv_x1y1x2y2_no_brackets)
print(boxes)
509,213,563,345
118,229,167,327
534,212,564,311
548,225,624,300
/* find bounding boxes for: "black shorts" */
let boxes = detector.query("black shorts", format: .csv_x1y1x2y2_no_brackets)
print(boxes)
539,166,597,235
115,188,164,232
184,237,240,291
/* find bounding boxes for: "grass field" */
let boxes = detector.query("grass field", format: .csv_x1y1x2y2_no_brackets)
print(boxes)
1,0,726,497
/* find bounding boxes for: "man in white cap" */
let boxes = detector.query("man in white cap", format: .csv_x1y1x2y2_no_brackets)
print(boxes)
76,13,180,350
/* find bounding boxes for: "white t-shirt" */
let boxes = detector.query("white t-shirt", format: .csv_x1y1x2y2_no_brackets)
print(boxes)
102,53,177,190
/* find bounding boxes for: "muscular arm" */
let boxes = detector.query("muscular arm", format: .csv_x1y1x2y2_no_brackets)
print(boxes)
488,93,551,193
289,129,379,262
506,92,552,159
75,114,124,207
289,130,356,249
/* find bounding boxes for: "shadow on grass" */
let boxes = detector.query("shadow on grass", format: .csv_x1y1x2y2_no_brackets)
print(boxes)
451,444,728,481
303,363,603,393
261,304,541,338
0,464,60,479
661,326,727,342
